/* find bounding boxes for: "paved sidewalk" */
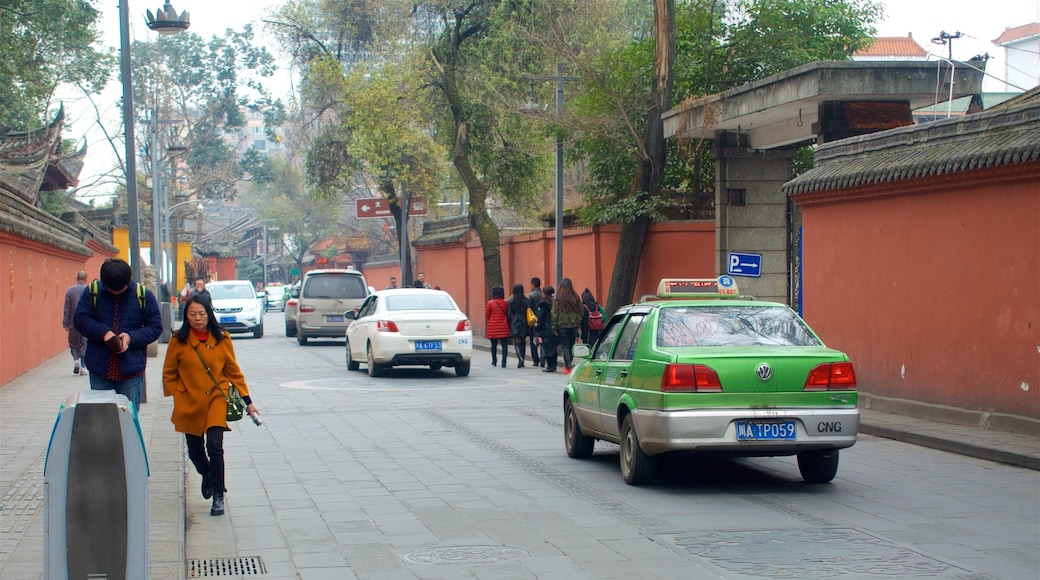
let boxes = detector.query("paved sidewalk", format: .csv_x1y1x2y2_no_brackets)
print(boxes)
1,344,1037,579
0,343,183,580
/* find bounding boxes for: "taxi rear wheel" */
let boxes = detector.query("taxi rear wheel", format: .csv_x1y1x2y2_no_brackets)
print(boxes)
620,414,656,485
565,398,595,459
797,449,839,483
454,361,470,377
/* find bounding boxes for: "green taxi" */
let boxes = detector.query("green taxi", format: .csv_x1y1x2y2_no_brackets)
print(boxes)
563,276,859,485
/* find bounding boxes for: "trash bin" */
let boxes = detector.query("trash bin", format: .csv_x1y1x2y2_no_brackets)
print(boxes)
44,390,148,580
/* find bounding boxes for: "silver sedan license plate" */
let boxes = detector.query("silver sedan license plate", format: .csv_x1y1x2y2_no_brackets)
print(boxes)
736,420,796,440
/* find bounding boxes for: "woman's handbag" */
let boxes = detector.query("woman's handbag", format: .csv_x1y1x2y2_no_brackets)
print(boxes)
525,307,537,327
193,345,245,422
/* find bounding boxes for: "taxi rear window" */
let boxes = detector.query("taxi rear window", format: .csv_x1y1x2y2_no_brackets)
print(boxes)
656,306,821,347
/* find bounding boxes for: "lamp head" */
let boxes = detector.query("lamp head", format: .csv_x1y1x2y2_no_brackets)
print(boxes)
146,1,190,36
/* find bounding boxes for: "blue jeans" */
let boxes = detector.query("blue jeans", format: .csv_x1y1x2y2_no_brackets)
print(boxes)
89,374,143,412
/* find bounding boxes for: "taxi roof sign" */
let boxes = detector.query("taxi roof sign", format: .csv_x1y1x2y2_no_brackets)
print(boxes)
656,276,739,298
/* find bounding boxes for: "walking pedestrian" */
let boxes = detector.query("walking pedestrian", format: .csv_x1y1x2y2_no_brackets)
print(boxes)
73,258,163,410
507,283,530,367
527,277,543,367
552,278,583,374
580,288,606,346
385,276,399,289
63,270,89,375
162,293,260,517
535,286,558,372
484,285,510,368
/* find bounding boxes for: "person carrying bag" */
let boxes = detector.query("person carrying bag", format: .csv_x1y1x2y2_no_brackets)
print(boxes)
162,294,260,517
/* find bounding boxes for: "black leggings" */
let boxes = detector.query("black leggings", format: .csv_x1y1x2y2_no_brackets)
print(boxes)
490,338,508,364
186,427,225,494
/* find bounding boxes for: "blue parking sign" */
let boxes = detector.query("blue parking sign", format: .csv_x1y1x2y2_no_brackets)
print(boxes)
728,252,762,277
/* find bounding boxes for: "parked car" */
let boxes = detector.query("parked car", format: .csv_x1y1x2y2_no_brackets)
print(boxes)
284,281,301,337
265,283,287,312
295,269,370,345
563,276,859,485
206,280,265,338
345,288,472,377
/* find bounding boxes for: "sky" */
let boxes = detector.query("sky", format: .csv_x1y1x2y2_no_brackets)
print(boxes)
62,0,1040,202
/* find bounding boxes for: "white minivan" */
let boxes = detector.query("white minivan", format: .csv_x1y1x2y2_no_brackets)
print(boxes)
295,269,369,345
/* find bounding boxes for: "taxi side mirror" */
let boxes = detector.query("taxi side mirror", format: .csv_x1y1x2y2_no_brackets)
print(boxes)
572,343,590,358
344,311,356,320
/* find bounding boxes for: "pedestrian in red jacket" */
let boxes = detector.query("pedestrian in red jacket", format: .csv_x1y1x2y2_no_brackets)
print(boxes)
484,285,510,368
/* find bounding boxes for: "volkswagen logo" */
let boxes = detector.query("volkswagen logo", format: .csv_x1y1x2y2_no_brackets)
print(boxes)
756,363,772,381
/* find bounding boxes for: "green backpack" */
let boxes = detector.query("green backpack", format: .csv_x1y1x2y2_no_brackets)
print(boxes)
88,279,146,312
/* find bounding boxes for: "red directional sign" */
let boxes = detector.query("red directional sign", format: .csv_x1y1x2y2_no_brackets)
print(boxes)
355,197,427,219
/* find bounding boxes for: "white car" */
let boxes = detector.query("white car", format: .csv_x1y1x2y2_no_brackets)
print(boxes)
206,280,264,338
345,289,472,377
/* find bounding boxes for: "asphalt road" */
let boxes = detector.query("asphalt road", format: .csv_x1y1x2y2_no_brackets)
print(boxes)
185,311,1039,579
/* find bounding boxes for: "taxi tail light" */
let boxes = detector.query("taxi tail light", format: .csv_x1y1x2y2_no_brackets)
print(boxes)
662,364,722,392
456,319,471,331
804,362,857,391
376,320,399,332
299,304,315,313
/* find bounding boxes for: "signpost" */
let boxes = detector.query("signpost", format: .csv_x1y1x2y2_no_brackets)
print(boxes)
355,197,427,219
727,252,762,277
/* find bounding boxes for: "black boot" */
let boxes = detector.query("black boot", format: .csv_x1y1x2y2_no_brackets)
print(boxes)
201,472,213,500
210,493,225,516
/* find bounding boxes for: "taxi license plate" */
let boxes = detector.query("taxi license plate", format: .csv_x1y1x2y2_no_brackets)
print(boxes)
219,316,235,324
736,421,796,440
326,314,344,323
415,340,442,351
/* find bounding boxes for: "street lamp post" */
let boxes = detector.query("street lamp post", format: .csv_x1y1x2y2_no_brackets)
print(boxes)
120,0,190,282
521,64,576,286
165,199,204,292
148,109,182,299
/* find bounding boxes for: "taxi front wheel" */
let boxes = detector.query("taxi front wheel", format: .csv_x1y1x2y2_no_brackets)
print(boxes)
620,415,656,485
564,399,594,459
797,449,839,483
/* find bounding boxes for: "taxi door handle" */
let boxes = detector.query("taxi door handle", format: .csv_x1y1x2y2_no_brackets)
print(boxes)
594,369,602,377
619,370,628,378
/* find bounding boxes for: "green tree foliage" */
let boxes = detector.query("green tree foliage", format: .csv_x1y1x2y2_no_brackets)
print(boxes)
0,0,112,131
130,26,281,205
244,157,339,274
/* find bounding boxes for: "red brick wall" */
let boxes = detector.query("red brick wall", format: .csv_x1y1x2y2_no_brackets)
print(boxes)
796,163,1039,419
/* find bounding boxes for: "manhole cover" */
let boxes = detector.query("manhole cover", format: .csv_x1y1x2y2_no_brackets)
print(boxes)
402,545,529,565
651,528,974,578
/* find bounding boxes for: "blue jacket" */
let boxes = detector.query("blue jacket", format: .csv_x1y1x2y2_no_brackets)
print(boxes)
73,280,163,377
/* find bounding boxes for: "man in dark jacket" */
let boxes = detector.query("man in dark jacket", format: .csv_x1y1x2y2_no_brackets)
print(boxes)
74,258,163,411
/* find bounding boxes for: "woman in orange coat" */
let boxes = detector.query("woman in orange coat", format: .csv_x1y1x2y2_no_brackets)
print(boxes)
162,294,259,516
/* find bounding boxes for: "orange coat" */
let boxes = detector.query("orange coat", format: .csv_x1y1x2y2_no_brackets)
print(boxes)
162,331,250,436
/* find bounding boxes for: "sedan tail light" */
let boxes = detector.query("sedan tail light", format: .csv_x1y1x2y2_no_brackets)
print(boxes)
662,364,722,392
376,320,399,332
299,304,315,313
804,362,857,391
456,319,471,331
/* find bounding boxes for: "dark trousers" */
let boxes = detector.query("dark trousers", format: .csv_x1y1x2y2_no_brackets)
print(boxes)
186,427,225,495
528,332,540,364
559,327,579,369
490,338,508,365
540,340,558,370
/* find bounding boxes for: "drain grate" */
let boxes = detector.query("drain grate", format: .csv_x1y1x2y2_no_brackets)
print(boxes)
188,556,267,577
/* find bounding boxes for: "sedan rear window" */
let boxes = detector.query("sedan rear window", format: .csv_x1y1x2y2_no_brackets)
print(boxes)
385,294,457,311
656,306,821,347
303,276,367,299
